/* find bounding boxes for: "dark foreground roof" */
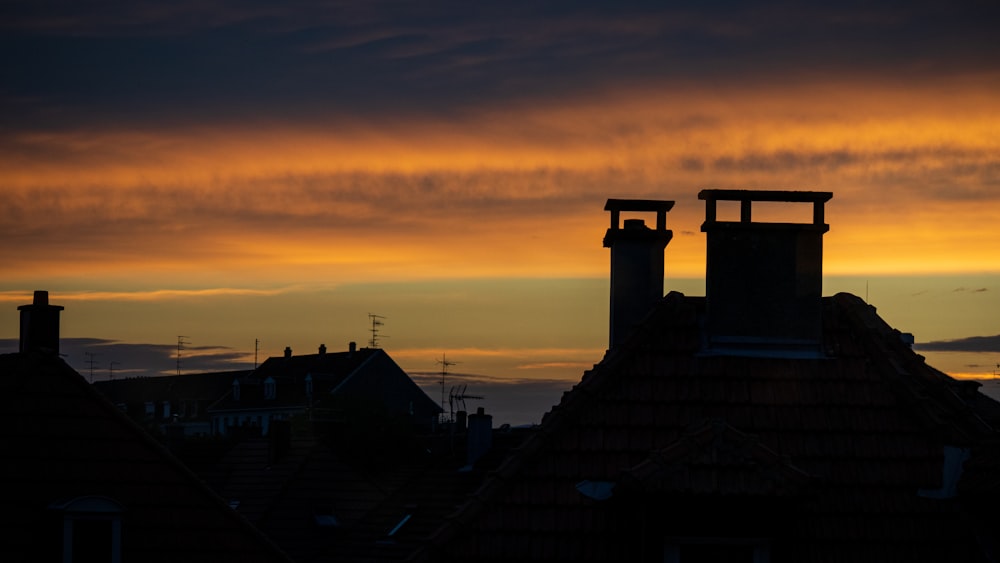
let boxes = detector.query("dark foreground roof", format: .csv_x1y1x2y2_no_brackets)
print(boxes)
0,352,291,562
416,292,1000,562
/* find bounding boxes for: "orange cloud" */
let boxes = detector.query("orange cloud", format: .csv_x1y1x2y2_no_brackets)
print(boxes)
3,76,998,285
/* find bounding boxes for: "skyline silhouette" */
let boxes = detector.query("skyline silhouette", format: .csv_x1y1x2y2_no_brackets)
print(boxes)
2,2,999,423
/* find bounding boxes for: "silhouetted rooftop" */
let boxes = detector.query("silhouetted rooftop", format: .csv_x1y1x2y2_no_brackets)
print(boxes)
414,292,1000,562
0,352,291,562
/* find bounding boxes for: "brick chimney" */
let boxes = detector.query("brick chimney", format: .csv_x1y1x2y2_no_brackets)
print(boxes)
603,199,674,349
699,189,831,356
18,290,64,356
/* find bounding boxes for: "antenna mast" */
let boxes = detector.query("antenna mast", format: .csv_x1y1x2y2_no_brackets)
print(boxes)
254,338,260,369
176,335,189,376
368,314,386,348
436,353,458,417
109,361,119,382
85,351,99,383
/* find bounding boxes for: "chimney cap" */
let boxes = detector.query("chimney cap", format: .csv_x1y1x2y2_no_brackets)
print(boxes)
699,189,832,231
604,198,675,235
698,189,832,203
18,290,64,312
604,199,675,212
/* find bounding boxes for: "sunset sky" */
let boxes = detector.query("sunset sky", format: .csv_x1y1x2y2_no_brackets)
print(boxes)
2,1,999,424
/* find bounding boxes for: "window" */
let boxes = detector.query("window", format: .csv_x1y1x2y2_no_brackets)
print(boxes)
264,376,276,400
232,379,241,401
49,496,123,563
305,374,313,397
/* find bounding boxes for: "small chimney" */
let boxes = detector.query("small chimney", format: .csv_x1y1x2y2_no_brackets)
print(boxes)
284,346,293,359
466,407,492,467
603,199,675,349
318,343,326,355
18,290,64,356
699,189,831,355
349,341,357,354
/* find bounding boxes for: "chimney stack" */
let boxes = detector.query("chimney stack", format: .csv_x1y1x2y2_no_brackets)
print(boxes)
318,343,326,355
603,199,674,349
699,189,831,355
466,407,492,467
284,346,293,359
18,290,64,356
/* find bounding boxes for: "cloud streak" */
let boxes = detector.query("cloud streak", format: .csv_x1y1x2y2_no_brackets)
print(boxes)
3,84,998,283
0,337,251,380
917,335,1000,354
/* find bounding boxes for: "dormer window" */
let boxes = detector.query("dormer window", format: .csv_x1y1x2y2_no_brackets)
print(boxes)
264,376,276,400
232,379,241,402
49,496,123,563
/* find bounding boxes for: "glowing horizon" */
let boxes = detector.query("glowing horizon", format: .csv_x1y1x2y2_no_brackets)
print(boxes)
3,1,999,407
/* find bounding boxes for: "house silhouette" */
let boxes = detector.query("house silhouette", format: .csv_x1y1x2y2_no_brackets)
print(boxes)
406,191,1000,562
0,291,292,562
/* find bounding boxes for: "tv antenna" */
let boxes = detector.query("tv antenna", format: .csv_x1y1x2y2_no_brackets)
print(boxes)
368,314,386,348
254,338,260,369
176,335,189,376
436,353,459,416
109,361,120,382
84,351,99,383
448,384,484,422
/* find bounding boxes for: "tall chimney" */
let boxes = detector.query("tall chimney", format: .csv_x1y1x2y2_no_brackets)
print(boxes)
603,199,674,349
466,407,492,467
699,189,831,355
18,290,64,356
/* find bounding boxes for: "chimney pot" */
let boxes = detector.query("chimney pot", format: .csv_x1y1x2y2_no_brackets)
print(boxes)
603,199,675,349
284,346,292,359
319,344,326,355
349,341,357,353
18,290,64,355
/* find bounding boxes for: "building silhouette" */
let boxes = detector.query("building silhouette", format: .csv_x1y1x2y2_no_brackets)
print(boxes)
6,191,1000,562
0,291,292,562
410,191,1000,562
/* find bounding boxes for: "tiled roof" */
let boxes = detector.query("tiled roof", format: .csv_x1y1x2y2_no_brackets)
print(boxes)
415,292,1000,562
0,352,292,562
94,370,243,405
210,348,379,411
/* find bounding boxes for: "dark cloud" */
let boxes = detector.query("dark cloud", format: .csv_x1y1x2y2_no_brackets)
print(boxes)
2,1,998,128
0,337,250,380
916,335,1000,353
